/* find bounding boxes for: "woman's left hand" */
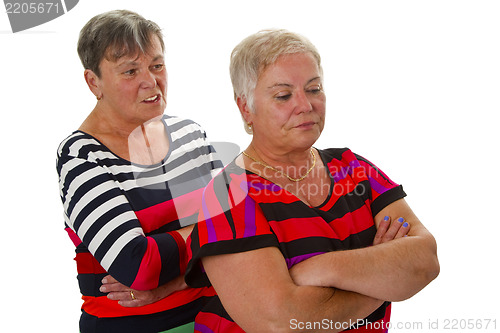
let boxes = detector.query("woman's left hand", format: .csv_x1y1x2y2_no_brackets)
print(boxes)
99,275,187,307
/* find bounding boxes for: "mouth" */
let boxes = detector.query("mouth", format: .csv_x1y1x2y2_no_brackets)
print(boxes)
142,94,161,103
295,121,316,128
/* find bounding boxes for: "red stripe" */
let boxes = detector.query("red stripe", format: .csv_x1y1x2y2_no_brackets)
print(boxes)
269,201,374,243
131,238,161,290
135,188,204,234
65,227,82,247
83,287,216,318
270,217,339,242
75,252,107,274
169,230,188,274
327,202,374,241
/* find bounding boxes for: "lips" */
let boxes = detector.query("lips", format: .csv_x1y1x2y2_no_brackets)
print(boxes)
142,94,161,103
295,121,316,128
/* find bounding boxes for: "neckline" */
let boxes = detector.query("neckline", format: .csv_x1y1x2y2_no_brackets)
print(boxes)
231,148,334,209
76,115,173,167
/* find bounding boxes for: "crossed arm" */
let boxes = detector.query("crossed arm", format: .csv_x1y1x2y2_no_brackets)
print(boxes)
102,198,439,332
289,198,440,301
200,198,439,332
99,225,194,306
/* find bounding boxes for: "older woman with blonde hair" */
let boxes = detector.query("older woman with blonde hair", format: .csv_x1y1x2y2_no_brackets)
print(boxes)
57,10,222,333
185,29,440,332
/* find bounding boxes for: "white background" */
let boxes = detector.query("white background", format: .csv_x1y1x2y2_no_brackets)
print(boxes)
1,1,499,332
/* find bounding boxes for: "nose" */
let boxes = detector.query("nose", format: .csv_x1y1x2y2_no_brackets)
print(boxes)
139,69,157,89
293,90,313,114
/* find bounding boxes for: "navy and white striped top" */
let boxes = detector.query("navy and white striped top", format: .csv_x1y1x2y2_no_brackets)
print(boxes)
57,115,222,331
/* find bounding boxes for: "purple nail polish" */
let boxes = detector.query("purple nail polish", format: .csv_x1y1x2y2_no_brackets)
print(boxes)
403,222,409,228
384,216,389,221
397,217,404,223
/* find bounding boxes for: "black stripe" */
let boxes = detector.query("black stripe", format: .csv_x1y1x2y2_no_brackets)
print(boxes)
371,185,406,217
79,296,208,333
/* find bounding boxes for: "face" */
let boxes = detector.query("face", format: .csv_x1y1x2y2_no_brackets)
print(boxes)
244,52,326,153
89,35,167,126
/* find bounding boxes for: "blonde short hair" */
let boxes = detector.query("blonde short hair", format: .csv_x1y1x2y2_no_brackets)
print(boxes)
230,29,323,115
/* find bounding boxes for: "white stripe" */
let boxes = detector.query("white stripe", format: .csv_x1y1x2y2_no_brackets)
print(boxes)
88,210,141,259
59,157,86,197
100,227,143,270
170,124,200,140
120,152,211,191
63,166,112,213
57,132,84,155
75,194,130,239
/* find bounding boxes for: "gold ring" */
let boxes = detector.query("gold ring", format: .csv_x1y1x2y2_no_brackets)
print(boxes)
130,290,136,300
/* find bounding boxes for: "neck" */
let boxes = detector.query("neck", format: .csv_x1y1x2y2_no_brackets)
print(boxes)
244,143,316,182
248,143,313,168
82,104,162,139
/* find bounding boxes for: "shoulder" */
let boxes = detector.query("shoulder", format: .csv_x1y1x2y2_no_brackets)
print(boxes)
56,131,122,175
319,147,380,168
57,131,101,159
163,114,204,132
318,147,362,167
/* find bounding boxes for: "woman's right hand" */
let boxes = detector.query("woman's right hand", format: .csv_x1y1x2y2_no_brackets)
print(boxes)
100,275,187,307
289,216,410,287
372,216,410,245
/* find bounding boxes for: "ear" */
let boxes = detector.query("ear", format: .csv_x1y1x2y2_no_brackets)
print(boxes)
236,96,253,124
84,69,102,99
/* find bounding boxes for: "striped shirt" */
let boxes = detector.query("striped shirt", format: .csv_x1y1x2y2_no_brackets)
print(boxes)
186,148,406,333
57,115,223,333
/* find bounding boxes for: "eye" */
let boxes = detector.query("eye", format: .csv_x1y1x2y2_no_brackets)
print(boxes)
306,84,322,94
152,63,165,71
124,68,136,76
274,91,292,101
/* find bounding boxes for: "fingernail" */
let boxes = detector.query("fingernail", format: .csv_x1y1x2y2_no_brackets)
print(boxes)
403,222,409,228
384,216,389,221
101,278,107,284
397,217,404,223
99,286,106,292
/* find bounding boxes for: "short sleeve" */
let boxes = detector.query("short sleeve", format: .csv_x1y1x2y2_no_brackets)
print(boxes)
185,165,278,287
354,153,407,216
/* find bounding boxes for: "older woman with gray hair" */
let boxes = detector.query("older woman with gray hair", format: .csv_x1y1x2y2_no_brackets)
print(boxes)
56,10,222,333
185,29,440,332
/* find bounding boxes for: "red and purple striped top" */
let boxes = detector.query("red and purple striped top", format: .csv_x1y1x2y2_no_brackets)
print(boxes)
186,147,406,333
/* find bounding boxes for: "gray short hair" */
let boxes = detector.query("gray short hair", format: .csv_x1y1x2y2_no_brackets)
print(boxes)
230,29,323,114
77,10,164,77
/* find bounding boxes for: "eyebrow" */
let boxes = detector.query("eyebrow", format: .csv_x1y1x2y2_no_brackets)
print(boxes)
267,76,321,89
116,54,164,69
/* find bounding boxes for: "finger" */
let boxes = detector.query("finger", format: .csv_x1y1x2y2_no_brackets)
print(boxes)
118,299,145,307
106,291,133,301
373,216,391,245
395,221,410,239
101,275,118,284
110,290,149,308
100,282,130,293
382,217,405,242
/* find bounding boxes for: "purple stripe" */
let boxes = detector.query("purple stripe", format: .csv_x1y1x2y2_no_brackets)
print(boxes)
286,252,325,269
243,195,257,237
194,322,214,333
201,194,217,243
331,160,361,183
369,177,390,195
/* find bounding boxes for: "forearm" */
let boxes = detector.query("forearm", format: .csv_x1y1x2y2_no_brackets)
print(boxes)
204,248,385,333
278,287,384,333
291,231,439,301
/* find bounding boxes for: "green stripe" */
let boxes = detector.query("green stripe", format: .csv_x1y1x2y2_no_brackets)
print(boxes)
160,322,195,333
